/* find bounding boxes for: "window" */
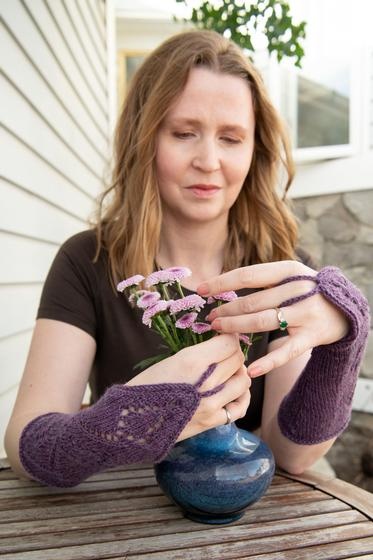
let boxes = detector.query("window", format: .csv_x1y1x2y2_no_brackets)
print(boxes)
117,50,148,106
262,0,363,162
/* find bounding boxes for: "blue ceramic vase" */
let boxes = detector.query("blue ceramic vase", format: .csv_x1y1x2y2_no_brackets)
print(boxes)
154,422,275,524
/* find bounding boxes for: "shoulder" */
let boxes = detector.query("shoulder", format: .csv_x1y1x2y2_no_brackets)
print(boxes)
49,229,107,290
60,229,98,260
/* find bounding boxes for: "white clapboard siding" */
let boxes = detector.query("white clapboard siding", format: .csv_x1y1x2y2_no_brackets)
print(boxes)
0,332,34,398
370,49,373,149
0,0,112,457
64,0,107,86
1,76,102,198
0,285,43,339
0,178,86,244
1,18,106,178
1,129,95,219
1,1,108,148
76,0,106,55
43,0,108,120
0,386,19,452
86,0,107,42
1,233,60,284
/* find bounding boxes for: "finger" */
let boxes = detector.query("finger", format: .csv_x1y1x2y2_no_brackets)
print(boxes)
197,261,315,297
218,365,251,406
224,388,252,424
210,306,295,334
220,366,252,424
190,333,240,360
207,278,317,321
200,348,245,393
247,334,310,377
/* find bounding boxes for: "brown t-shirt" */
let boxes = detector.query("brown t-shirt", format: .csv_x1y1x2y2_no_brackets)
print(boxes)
37,230,311,432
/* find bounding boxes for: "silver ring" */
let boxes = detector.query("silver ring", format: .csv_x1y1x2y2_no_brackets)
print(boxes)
275,307,288,331
224,405,232,425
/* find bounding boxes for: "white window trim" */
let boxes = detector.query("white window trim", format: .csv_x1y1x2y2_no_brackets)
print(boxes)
265,48,362,164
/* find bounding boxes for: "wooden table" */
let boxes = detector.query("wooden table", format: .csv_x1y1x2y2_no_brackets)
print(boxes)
0,458,372,559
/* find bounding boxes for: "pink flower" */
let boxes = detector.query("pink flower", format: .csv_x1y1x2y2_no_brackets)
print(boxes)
137,291,161,309
207,291,238,303
145,267,192,287
169,294,206,314
192,322,212,334
117,275,145,292
239,334,252,346
175,312,198,329
142,300,170,327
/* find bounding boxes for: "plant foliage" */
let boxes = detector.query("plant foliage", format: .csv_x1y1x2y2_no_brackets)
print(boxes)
175,0,306,66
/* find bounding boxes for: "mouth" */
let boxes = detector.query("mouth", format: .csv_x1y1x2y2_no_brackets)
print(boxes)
186,184,221,198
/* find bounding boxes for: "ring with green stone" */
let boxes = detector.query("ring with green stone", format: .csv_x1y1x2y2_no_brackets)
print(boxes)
275,307,288,331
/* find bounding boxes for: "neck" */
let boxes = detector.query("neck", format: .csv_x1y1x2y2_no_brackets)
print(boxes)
157,217,228,290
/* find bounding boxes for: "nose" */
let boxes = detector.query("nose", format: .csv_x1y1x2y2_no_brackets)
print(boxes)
192,138,221,173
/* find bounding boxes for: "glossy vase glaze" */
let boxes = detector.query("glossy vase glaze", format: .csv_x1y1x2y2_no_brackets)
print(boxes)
154,423,275,524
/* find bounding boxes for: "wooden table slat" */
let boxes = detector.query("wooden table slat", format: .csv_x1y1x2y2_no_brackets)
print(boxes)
280,470,373,519
238,536,373,560
0,498,350,539
0,476,160,497
0,468,155,489
0,487,333,524
127,524,373,560
1,521,371,560
0,510,368,557
1,510,364,553
0,464,371,559
0,494,173,523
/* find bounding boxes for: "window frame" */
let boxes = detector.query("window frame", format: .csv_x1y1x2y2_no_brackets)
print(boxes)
264,50,362,164
117,49,149,106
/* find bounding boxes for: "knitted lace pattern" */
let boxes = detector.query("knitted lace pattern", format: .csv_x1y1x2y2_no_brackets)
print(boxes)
20,364,222,488
277,266,370,444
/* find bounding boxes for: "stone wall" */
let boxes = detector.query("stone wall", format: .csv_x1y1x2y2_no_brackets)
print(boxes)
293,189,373,492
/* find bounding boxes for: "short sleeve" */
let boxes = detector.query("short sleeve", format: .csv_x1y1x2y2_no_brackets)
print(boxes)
37,231,99,338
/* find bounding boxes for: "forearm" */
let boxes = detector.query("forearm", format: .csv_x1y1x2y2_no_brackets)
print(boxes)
274,267,369,467
13,364,221,488
262,413,336,474
261,266,370,474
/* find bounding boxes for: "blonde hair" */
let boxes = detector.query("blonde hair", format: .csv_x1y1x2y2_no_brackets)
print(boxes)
94,30,298,284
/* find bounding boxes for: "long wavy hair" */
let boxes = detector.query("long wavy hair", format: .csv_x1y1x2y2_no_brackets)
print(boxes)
94,30,298,285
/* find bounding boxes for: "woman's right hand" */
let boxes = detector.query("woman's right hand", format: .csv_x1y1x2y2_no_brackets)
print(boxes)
126,334,251,441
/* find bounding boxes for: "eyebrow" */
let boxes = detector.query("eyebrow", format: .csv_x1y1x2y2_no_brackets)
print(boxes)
166,117,249,134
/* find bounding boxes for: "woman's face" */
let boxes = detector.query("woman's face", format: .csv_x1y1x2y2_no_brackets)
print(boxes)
155,67,255,227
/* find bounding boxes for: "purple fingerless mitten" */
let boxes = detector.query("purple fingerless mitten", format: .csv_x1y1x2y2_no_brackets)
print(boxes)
19,365,221,487
277,266,370,444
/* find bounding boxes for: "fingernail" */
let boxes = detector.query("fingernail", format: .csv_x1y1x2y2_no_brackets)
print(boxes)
207,310,217,321
211,319,222,331
248,367,263,378
197,283,209,296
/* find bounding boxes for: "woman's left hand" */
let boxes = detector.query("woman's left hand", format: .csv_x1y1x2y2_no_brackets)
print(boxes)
197,260,350,378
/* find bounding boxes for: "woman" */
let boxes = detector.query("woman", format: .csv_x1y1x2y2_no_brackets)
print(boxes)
4,30,369,487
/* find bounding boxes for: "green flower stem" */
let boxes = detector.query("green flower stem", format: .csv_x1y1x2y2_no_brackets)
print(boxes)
154,315,179,353
165,314,181,347
157,282,183,347
175,281,185,299
160,284,170,300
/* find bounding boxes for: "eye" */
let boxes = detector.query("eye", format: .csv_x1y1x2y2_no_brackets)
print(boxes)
221,136,241,144
172,131,195,139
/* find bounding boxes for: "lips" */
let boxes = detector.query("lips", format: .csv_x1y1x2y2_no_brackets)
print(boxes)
186,184,221,198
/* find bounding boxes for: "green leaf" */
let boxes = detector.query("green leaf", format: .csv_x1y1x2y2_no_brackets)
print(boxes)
133,351,174,371
175,0,306,65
